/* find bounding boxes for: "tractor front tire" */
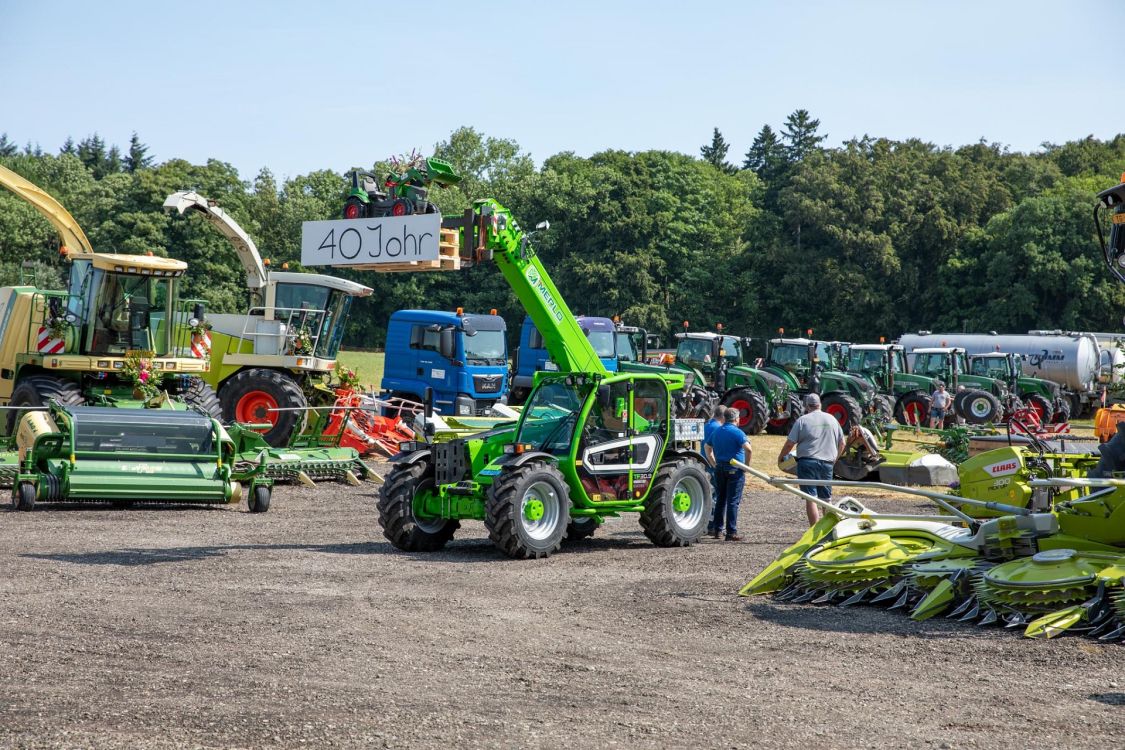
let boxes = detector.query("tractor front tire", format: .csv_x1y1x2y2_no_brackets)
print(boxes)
378,460,459,552
1024,394,1054,424
183,377,223,420
220,369,307,448
766,393,804,435
640,457,711,547
821,393,863,431
564,516,599,543
722,388,768,435
248,485,271,513
1052,398,1072,424
13,482,35,512
485,461,569,559
955,389,1001,425
6,375,85,435
895,392,930,427
873,394,895,424
344,198,366,220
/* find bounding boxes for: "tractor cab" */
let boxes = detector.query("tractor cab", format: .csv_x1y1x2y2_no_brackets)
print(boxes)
846,344,906,389
765,338,832,386
969,352,1017,383
674,332,749,384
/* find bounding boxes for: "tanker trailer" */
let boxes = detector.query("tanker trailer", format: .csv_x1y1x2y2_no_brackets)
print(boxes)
898,331,1101,416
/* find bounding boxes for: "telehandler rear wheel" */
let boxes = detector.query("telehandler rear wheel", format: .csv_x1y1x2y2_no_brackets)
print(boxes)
6,374,85,435
220,369,307,448
13,482,35,512
564,516,599,542
640,458,711,547
722,388,768,435
378,460,459,552
485,461,569,559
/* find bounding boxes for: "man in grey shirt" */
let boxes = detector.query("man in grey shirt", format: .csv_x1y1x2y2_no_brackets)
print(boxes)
777,393,846,525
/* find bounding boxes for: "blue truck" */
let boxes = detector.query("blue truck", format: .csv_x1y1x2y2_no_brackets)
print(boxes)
381,309,509,416
508,315,618,404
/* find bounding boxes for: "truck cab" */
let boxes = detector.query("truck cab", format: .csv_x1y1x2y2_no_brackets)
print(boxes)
510,315,618,404
382,309,508,417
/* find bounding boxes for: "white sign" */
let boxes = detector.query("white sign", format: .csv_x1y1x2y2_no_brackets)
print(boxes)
301,214,441,266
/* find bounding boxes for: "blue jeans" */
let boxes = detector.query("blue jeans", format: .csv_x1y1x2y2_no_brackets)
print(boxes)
797,457,834,500
711,466,745,536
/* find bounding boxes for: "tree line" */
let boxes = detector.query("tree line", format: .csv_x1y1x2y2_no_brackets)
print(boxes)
2,115,1125,353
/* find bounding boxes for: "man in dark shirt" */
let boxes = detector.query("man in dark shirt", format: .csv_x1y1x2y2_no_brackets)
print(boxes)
705,407,753,541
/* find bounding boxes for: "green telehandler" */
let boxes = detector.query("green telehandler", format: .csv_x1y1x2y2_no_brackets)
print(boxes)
362,200,712,559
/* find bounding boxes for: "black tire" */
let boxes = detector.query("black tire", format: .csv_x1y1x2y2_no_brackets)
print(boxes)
507,386,532,407
13,482,35,512
766,393,804,435
821,393,863,431
1068,393,1084,419
218,369,307,448
344,197,366,220
1052,397,1072,424
6,374,85,435
1023,393,1053,424
564,516,599,542
390,198,413,217
955,389,1001,425
872,394,895,424
721,387,768,435
377,460,459,552
485,460,569,559
674,384,717,419
183,377,222,420
248,485,271,513
639,457,711,547
895,392,931,427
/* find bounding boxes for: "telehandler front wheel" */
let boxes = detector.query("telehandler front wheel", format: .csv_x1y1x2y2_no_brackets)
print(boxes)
485,461,569,559
13,482,35,512
640,458,711,547
378,460,459,552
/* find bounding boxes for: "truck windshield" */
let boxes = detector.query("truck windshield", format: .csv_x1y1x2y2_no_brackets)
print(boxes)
464,329,507,365
588,331,616,359
515,379,585,453
616,332,637,362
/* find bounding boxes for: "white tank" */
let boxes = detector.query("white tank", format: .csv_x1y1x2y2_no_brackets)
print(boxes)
897,332,1101,393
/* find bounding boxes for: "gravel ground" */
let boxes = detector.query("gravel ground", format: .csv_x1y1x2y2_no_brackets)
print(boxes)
1,467,1121,749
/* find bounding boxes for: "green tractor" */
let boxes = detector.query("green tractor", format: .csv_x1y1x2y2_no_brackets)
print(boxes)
662,331,798,435
966,352,1069,424
368,199,713,559
343,156,461,219
845,343,942,425
908,347,1014,425
761,337,876,431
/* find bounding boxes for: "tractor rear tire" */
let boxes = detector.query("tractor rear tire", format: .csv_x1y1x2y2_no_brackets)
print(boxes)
486,460,569,559
721,388,768,435
766,393,804,435
1052,398,1072,424
955,389,1001,425
640,457,711,547
247,485,271,513
13,482,35,512
378,459,460,552
821,393,863,431
183,377,223,420
344,198,366,220
220,369,307,448
895,392,930,427
873,394,895,424
564,516,599,543
1023,394,1053,424
6,375,85,435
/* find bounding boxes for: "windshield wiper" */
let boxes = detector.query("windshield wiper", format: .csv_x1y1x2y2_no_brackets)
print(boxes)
537,411,577,452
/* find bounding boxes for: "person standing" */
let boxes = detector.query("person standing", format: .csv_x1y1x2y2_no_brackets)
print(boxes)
929,382,952,428
705,407,753,541
777,393,845,525
703,404,725,537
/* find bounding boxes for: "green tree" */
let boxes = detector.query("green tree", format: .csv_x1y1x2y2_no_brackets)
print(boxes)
780,109,826,163
700,127,736,174
125,132,154,172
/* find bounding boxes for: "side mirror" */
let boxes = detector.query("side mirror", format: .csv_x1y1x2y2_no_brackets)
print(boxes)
193,302,206,321
535,220,550,231
438,328,456,360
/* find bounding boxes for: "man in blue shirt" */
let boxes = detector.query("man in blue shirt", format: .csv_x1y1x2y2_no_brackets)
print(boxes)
702,405,724,535
705,407,753,541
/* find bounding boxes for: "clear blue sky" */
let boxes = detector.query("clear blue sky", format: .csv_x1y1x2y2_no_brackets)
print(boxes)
1,0,1120,180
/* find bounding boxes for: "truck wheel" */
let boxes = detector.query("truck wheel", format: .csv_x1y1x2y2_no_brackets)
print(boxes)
1023,394,1053,424
183,377,223,420
873,394,895,424
219,369,307,448
13,482,35,512
766,393,804,435
247,485,271,513
821,394,862,431
378,460,459,552
955,389,1001,424
895,393,930,427
1052,398,1072,424
485,461,569,559
640,457,711,547
6,375,85,435
344,198,365,220
564,516,599,542
721,388,768,435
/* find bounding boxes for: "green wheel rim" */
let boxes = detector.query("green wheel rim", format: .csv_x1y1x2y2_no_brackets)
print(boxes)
520,480,562,541
671,475,706,530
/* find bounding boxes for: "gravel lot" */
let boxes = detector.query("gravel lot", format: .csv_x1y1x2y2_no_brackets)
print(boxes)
1,465,1121,749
